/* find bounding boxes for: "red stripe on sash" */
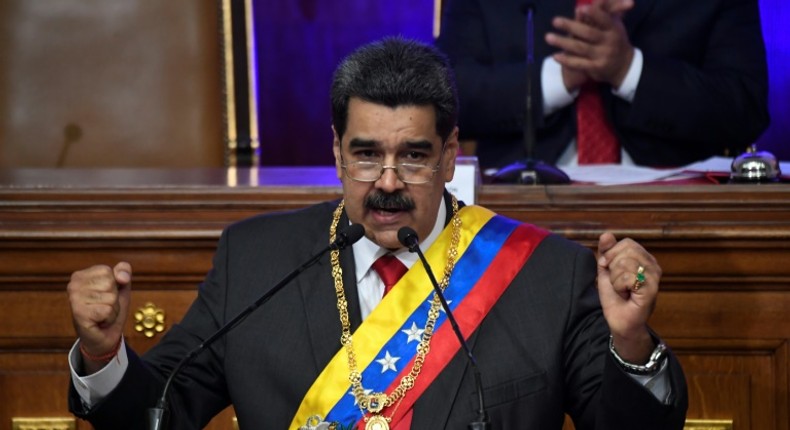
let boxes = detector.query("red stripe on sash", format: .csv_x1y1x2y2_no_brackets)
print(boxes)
361,223,549,428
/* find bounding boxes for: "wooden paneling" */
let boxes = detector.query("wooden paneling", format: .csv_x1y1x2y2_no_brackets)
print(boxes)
674,340,789,430
1,169,789,429
0,1,224,168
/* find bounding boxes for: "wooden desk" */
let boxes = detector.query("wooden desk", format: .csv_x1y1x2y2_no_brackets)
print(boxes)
1,169,788,430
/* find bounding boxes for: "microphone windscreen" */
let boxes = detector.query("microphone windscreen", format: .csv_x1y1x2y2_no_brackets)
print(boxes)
343,224,366,246
397,226,419,248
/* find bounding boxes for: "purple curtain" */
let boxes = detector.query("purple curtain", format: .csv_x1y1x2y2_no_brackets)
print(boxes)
252,0,434,166
755,0,790,160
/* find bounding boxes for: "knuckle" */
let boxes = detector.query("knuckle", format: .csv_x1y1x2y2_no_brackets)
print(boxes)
92,291,113,304
66,279,79,294
90,305,111,323
69,265,116,291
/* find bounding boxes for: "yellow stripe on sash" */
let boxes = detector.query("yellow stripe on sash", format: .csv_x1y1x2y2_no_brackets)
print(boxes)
289,205,495,429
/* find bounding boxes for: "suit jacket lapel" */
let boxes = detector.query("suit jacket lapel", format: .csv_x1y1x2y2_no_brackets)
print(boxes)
298,207,362,373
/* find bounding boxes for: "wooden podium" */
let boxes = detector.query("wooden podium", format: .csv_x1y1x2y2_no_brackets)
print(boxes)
1,168,788,430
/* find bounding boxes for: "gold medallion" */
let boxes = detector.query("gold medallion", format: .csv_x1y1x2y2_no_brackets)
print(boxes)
367,393,387,413
365,415,390,430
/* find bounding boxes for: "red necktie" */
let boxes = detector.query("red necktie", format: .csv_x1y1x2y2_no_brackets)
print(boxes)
372,254,408,296
369,254,413,428
575,0,620,164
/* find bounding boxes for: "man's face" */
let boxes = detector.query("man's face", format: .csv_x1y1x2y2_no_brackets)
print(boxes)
333,98,459,250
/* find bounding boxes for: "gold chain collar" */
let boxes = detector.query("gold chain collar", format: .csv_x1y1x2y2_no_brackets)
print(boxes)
328,196,461,428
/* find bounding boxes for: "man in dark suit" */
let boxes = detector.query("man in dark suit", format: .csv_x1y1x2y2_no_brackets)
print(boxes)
67,37,687,429
436,0,770,170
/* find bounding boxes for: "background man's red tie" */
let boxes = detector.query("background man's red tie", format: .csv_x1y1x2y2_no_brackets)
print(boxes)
575,0,620,164
370,254,413,429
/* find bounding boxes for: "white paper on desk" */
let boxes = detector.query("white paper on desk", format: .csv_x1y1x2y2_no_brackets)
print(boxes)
682,155,790,175
557,155,789,185
561,164,686,185
681,156,735,173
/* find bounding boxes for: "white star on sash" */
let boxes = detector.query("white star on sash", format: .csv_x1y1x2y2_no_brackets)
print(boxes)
426,298,452,312
375,351,400,373
348,388,373,406
401,322,425,343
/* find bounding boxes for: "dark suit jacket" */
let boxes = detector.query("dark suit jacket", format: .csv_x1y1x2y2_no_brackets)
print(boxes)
70,196,687,429
436,0,770,169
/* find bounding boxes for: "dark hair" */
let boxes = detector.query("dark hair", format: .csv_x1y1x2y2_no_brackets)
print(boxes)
331,37,459,142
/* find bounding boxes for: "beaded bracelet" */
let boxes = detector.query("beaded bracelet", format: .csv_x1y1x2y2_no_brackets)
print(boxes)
79,337,122,363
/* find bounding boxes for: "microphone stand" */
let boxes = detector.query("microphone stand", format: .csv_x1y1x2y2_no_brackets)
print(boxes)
493,3,570,185
148,224,365,430
398,227,490,430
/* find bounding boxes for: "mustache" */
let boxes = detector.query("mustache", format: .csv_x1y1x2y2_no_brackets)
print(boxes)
364,192,415,211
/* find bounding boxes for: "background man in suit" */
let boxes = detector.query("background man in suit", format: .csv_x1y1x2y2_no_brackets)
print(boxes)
436,0,770,170
67,37,687,429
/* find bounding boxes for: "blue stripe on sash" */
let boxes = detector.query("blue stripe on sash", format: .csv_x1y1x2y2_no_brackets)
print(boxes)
324,215,519,425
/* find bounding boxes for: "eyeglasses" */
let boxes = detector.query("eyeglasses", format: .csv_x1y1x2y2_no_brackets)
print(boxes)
340,141,448,184
341,160,441,184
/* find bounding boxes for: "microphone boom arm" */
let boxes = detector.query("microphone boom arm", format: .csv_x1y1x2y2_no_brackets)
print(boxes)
398,227,490,429
148,224,365,430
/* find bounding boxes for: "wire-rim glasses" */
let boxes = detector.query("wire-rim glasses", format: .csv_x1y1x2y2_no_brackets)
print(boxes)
340,143,447,185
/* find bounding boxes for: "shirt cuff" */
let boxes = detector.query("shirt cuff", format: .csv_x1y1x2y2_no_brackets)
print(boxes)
542,56,578,116
69,337,129,408
625,357,673,404
611,48,643,103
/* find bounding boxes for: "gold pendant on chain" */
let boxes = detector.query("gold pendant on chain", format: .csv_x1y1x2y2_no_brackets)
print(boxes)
367,393,387,414
365,415,390,430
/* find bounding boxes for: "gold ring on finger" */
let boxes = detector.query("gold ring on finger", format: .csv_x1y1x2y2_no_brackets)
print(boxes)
632,265,646,291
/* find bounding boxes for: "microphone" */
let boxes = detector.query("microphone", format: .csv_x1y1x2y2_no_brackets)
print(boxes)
493,3,570,185
397,227,490,430
148,224,365,430
56,123,82,167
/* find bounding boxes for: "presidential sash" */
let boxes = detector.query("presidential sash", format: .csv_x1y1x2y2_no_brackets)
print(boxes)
290,205,549,429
